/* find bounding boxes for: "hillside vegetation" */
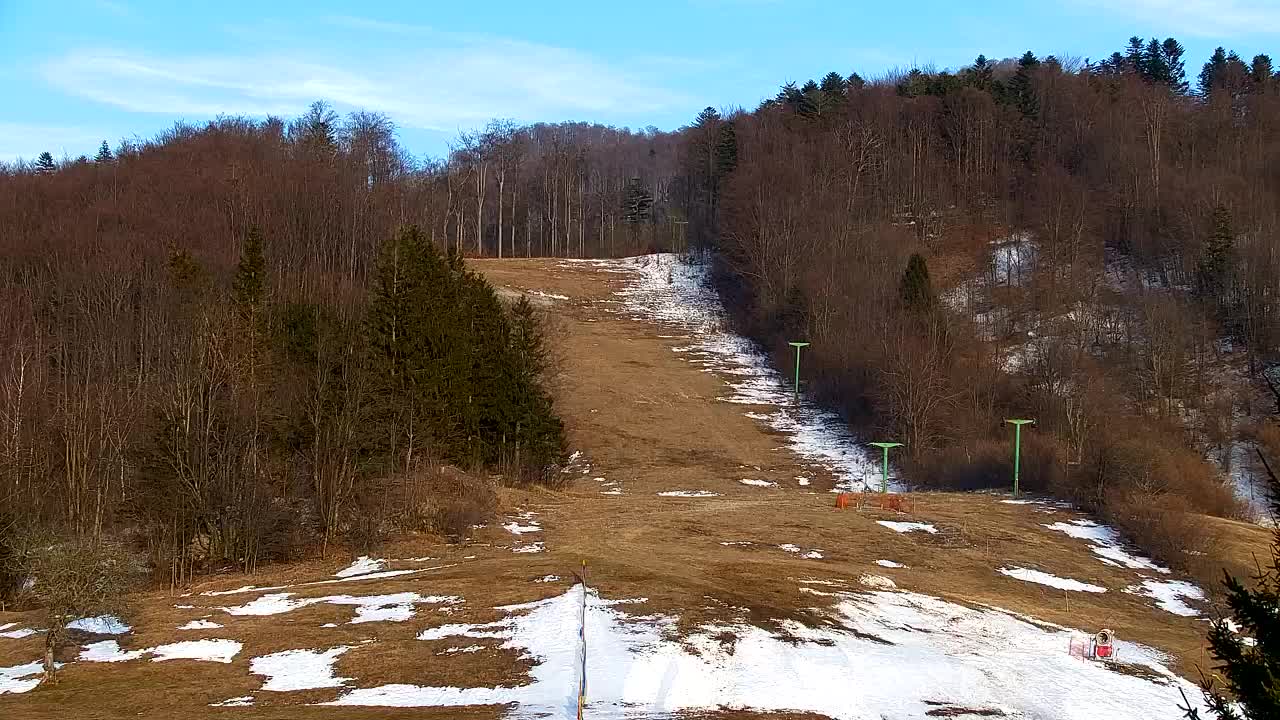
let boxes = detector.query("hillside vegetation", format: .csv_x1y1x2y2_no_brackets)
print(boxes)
4,35,1280,596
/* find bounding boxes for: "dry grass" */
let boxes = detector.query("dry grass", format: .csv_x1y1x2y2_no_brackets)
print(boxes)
0,257,1272,718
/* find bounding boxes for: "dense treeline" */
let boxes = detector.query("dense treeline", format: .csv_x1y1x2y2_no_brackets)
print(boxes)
694,38,1280,571
0,109,574,597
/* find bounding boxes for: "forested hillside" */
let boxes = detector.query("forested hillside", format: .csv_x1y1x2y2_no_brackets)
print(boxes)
697,39,1280,569
4,35,1280,593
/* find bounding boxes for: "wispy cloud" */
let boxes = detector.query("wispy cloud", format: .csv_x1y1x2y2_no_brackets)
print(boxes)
1071,0,1280,37
41,21,693,135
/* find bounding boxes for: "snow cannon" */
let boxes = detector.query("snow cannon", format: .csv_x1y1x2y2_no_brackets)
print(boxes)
1093,629,1115,659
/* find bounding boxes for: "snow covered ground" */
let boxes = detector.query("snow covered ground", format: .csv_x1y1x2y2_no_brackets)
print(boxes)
319,583,1206,718
999,567,1106,593
578,254,885,493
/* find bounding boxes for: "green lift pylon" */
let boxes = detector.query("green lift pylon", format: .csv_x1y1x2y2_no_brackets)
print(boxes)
788,342,809,404
869,442,903,493
1005,419,1035,498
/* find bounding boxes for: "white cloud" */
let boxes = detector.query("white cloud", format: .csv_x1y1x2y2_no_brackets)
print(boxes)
1074,0,1280,37
40,26,692,135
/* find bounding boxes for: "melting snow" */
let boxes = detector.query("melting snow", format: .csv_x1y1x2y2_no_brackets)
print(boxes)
739,479,776,487
512,542,545,554
66,615,131,635
859,575,897,590
503,521,542,535
1126,580,1205,617
0,661,45,694
219,591,460,620
251,646,352,691
81,639,242,664
999,567,1106,593
876,560,908,569
326,583,1207,717
535,575,561,583
596,254,883,493
0,625,37,639
1043,520,1171,574
334,556,385,578
657,490,720,497
877,521,938,534
210,696,254,707
178,619,223,630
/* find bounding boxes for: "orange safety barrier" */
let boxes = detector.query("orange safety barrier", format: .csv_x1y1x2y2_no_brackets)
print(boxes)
835,492,916,513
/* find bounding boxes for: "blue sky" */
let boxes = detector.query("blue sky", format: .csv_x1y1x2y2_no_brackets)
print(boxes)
3,0,1279,162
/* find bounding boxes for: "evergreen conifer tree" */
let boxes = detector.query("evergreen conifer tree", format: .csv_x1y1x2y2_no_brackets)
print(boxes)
1163,38,1189,93
1126,36,1147,75
715,121,738,177
1183,458,1280,718
1198,205,1235,298
1008,52,1041,118
1201,47,1229,95
95,141,113,164
232,227,267,310
35,152,56,174
1252,55,1274,85
900,253,935,311
1144,38,1171,84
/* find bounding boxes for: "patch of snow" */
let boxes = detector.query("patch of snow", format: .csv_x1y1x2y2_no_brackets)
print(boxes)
859,575,897,590
595,254,884,493
535,575,561,583
991,233,1038,287
81,639,241,664
657,490,720,497
739,478,776,487
0,626,37,639
178,619,223,630
334,556,385,578
512,542,545,554
1126,580,1205,617
719,541,752,546
327,582,1208,718
66,615,130,635
0,661,46,694
151,639,242,663
251,646,352,691
503,521,541,535
210,696,254,707
600,489,623,495
778,544,801,553
877,521,938,534
440,645,484,654
875,560,908,569
526,290,569,301
999,567,1106,593
1001,499,1035,505
797,477,811,486
802,551,824,559
1043,520,1170,573
219,591,460,621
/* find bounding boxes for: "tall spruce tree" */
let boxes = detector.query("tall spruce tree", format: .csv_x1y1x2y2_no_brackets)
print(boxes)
1144,38,1171,85
1201,47,1229,95
94,141,113,164
1183,459,1280,719
1198,205,1235,298
1252,55,1274,85
1126,36,1147,74
900,253,935,311
1163,38,1190,93
232,227,267,310
35,152,56,174
1008,52,1041,119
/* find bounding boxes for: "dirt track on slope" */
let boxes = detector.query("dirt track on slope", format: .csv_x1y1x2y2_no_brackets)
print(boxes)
0,256,1269,718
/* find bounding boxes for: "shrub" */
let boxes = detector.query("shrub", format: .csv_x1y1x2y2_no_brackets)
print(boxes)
1104,489,1210,572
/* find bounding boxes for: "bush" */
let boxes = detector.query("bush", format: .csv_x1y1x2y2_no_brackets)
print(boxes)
1104,489,1210,572
421,469,497,541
